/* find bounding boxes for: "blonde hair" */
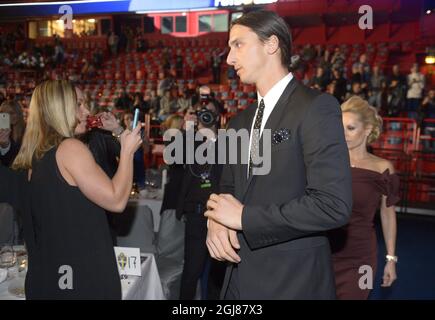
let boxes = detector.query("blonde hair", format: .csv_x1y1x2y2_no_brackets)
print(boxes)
341,96,383,144
12,80,78,170
162,114,183,130
84,90,98,115
0,100,25,144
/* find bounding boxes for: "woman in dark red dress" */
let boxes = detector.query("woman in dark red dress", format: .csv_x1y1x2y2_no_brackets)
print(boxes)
329,96,399,299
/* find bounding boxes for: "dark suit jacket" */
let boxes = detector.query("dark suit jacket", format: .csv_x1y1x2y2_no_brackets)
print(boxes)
220,78,352,299
0,139,20,167
175,135,222,220
160,163,185,214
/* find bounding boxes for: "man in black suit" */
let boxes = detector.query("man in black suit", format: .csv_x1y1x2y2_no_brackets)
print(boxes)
204,11,352,299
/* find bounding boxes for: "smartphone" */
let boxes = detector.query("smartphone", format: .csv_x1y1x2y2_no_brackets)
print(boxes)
0,113,10,130
132,108,140,129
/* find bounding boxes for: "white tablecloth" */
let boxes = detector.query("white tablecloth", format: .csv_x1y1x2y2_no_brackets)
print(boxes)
0,245,25,300
121,253,165,300
0,274,24,300
0,253,165,300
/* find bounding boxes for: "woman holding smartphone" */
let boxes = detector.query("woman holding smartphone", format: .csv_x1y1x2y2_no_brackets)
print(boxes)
0,80,142,299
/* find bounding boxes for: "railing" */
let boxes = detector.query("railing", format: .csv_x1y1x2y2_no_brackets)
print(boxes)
371,117,418,154
371,117,435,209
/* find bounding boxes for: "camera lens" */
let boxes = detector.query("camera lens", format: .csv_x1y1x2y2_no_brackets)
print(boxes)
196,109,216,127
200,112,212,124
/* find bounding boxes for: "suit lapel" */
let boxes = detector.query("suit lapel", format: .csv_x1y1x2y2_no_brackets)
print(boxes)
241,78,299,201
263,77,299,135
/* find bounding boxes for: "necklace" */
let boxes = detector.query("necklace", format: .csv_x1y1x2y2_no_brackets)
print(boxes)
350,155,371,168
188,163,213,182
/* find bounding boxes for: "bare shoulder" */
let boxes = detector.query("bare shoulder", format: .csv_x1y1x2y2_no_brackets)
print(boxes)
369,154,395,174
58,138,88,154
56,138,95,186
56,138,93,164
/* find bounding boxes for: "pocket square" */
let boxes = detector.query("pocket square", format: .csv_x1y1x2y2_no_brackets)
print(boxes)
272,128,291,145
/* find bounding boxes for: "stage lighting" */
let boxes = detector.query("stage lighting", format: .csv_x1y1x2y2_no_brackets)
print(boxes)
426,55,435,64
426,47,435,64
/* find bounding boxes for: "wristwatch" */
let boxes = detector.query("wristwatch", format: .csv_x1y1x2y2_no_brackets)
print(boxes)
112,127,124,139
386,255,398,263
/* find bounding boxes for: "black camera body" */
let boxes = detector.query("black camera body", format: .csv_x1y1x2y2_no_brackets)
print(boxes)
199,94,210,105
196,108,218,128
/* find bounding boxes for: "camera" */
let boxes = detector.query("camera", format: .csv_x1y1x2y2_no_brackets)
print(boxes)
199,94,210,106
196,108,218,128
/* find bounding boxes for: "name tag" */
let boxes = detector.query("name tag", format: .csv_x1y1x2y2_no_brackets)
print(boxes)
114,247,141,276
200,179,212,189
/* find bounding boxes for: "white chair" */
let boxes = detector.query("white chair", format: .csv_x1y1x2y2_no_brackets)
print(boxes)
113,203,156,254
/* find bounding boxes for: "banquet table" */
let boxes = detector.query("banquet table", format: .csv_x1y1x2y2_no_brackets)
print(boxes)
0,271,25,300
121,253,166,300
0,252,165,300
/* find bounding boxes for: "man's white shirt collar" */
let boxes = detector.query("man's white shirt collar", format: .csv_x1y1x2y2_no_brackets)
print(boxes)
255,72,293,135
247,72,293,176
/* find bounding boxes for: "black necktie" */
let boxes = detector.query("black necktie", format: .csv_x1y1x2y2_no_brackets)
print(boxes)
249,99,265,177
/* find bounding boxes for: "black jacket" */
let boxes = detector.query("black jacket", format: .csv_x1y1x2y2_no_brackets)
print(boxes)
0,138,20,167
219,78,352,299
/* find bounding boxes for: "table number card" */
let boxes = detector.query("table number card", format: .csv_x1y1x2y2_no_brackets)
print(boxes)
114,247,141,277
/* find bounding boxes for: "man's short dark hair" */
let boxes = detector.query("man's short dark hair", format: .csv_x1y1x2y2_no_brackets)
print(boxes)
231,10,292,70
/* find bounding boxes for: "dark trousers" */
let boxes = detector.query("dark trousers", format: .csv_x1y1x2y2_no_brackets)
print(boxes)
179,205,224,299
223,266,240,300
133,148,145,188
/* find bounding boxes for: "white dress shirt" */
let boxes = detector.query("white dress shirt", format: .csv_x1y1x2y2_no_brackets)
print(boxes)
247,72,293,174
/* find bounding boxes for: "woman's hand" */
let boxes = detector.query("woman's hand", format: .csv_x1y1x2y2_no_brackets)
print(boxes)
120,122,143,156
381,261,397,287
100,112,122,133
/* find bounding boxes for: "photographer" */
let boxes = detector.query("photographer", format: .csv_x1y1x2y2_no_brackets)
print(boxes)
176,101,225,299
192,85,224,115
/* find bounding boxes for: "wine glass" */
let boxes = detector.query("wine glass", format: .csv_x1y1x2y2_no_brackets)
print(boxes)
0,245,16,268
144,168,162,198
17,254,28,277
0,245,17,279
